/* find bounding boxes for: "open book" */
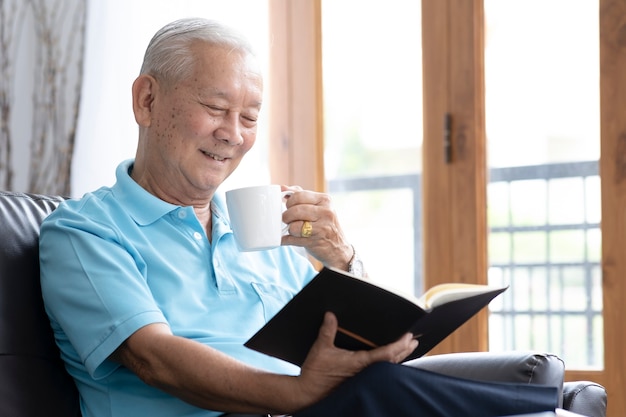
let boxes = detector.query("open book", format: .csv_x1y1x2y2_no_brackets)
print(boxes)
245,266,507,367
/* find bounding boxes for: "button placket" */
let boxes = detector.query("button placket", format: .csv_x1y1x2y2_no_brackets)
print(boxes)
212,250,236,293
210,215,237,293
172,208,206,246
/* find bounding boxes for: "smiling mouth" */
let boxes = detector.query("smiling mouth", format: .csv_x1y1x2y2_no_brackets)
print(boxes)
201,150,226,161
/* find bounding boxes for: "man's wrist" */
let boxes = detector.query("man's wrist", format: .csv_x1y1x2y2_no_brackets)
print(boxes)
347,245,364,278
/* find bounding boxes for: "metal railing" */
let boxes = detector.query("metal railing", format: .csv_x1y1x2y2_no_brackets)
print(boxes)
488,161,601,366
327,173,423,295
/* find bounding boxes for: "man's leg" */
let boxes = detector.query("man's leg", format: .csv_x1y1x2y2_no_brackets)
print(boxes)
295,362,558,417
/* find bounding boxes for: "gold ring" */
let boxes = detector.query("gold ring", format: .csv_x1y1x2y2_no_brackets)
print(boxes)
301,221,313,238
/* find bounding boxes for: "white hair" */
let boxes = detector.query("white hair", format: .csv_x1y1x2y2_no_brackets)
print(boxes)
140,17,255,84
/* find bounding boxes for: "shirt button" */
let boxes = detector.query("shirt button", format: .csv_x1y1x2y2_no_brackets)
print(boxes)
178,211,187,219
193,232,202,240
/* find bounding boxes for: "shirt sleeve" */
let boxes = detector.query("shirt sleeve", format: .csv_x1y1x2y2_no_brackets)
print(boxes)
40,200,167,379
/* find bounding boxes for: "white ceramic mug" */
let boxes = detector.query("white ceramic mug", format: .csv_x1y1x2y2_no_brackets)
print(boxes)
225,185,291,251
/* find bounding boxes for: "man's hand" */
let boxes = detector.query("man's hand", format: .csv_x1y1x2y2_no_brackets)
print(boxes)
281,186,354,271
293,312,418,408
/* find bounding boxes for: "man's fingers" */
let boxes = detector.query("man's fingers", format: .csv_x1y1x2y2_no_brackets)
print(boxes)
316,312,338,345
367,333,419,364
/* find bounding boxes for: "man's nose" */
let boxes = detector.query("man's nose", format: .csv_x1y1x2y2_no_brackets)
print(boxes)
215,112,244,145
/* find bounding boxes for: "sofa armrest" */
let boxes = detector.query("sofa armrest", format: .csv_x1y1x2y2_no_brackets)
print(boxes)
562,381,607,417
405,351,565,407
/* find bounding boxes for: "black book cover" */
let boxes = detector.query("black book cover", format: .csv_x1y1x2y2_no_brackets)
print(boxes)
245,267,507,367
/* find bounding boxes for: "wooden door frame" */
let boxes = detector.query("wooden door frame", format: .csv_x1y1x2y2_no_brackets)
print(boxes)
421,0,488,355
267,0,325,192
597,0,626,415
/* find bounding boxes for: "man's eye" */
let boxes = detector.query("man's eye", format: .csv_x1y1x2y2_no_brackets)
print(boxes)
204,104,226,113
241,115,258,127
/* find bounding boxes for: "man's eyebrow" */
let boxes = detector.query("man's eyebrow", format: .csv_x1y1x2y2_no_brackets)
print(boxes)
196,88,262,108
197,87,227,97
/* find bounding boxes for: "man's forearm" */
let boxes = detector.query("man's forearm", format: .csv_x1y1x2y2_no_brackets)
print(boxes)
110,323,308,415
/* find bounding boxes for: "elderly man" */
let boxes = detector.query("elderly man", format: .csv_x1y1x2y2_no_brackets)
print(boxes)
40,17,557,417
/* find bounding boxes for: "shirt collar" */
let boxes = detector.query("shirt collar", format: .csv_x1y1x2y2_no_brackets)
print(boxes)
111,159,180,226
110,159,234,231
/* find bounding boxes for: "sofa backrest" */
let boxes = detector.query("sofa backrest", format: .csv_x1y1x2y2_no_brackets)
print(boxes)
0,191,80,416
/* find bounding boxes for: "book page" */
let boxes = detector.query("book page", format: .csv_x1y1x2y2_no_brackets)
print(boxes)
419,283,499,309
555,408,587,417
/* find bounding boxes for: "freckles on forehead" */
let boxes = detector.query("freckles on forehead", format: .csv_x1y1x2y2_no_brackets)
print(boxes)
191,44,263,95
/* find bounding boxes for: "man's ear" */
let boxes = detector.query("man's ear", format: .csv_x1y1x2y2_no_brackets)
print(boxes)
132,74,158,127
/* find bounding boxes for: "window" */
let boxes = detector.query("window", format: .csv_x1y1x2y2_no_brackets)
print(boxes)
484,0,601,368
276,1,626,413
321,0,423,295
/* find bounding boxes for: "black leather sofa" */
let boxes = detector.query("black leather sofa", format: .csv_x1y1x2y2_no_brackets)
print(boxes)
0,191,608,417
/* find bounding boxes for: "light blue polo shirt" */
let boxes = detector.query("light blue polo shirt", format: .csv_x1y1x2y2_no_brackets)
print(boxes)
40,159,317,417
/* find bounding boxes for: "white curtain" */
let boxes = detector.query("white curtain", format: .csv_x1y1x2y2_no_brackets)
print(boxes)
0,0,86,195
71,0,270,198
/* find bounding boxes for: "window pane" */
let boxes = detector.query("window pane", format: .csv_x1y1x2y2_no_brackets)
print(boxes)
485,0,602,368
322,0,423,295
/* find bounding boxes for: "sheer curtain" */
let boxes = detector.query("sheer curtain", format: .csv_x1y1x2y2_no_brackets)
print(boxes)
72,0,270,197
1,0,86,195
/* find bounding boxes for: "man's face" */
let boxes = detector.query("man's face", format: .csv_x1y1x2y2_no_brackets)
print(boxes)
143,42,263,200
